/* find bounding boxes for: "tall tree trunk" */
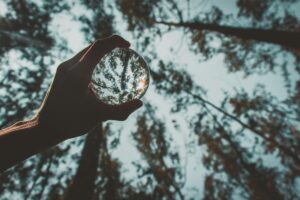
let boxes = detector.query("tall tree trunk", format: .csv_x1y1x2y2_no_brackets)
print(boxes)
65,123,102,200
154,20,300,50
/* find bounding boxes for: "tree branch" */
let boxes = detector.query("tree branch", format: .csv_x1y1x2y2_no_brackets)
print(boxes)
152,20,300,50
188,91,300,166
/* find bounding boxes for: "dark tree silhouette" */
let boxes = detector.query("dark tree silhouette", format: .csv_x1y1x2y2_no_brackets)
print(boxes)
117,0,300,76
0,0,71,199
63,0,117,199
65,125,102,200
149,20,300,50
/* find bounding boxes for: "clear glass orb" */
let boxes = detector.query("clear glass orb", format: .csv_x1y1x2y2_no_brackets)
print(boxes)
91,48,150,105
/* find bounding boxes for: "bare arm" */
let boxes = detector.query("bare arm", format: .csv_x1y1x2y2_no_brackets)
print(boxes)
0,119,61,171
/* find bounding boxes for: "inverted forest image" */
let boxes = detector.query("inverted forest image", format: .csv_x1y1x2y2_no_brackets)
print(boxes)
0,0,300,199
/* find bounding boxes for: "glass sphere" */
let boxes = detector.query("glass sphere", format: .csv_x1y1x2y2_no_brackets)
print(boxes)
91,48,150,105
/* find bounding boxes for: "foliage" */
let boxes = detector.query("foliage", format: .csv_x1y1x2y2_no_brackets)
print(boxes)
0,0,299,199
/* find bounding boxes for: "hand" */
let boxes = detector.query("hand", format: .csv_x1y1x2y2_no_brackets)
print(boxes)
36,35,143,140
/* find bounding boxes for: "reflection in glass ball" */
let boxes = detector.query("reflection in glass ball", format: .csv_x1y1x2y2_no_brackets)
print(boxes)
91,48,150,105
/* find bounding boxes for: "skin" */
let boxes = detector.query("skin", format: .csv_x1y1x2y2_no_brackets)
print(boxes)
0,35,143,172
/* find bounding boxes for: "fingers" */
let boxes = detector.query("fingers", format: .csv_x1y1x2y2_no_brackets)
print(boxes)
79,35,131,76
87,86,143,121
111,100,143,120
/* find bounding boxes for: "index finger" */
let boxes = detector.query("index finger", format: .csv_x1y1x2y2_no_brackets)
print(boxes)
79,35,130,76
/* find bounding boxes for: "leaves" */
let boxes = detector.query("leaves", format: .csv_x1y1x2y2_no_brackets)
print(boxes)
1,0,300,199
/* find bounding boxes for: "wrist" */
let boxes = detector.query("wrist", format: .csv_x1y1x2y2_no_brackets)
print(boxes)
34,117,66,145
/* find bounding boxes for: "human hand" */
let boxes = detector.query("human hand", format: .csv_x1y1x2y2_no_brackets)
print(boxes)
36,35,143,140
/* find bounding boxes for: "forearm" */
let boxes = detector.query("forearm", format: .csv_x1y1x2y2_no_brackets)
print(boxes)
0,119,62,172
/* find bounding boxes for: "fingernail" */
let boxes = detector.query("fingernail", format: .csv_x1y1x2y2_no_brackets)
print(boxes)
125,40,131,47
136,100,143,107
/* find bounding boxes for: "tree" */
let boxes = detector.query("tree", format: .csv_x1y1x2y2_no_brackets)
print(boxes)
63,0,116,199
65,125,103,200
117,0,300,75
0,0,72,199
132,103,184,199
117,0,300,199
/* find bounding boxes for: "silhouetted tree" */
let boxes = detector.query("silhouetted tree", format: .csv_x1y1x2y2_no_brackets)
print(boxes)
117,0,300,76
65,125,102,200
0,0,71,198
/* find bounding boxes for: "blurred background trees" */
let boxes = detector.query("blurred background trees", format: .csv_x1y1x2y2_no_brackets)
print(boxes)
0,0,299,199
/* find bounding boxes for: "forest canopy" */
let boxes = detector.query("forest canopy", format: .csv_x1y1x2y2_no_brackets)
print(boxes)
0,0,300,199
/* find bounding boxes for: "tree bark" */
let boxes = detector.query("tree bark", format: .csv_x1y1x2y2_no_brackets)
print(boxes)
154,20,300,50
65,124,102,200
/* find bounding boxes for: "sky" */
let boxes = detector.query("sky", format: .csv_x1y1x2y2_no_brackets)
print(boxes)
111,1,299,198
1,0,300,199
105,1,299,198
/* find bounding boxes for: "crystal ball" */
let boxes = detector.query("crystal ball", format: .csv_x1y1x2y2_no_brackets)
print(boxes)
91,48,150,105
